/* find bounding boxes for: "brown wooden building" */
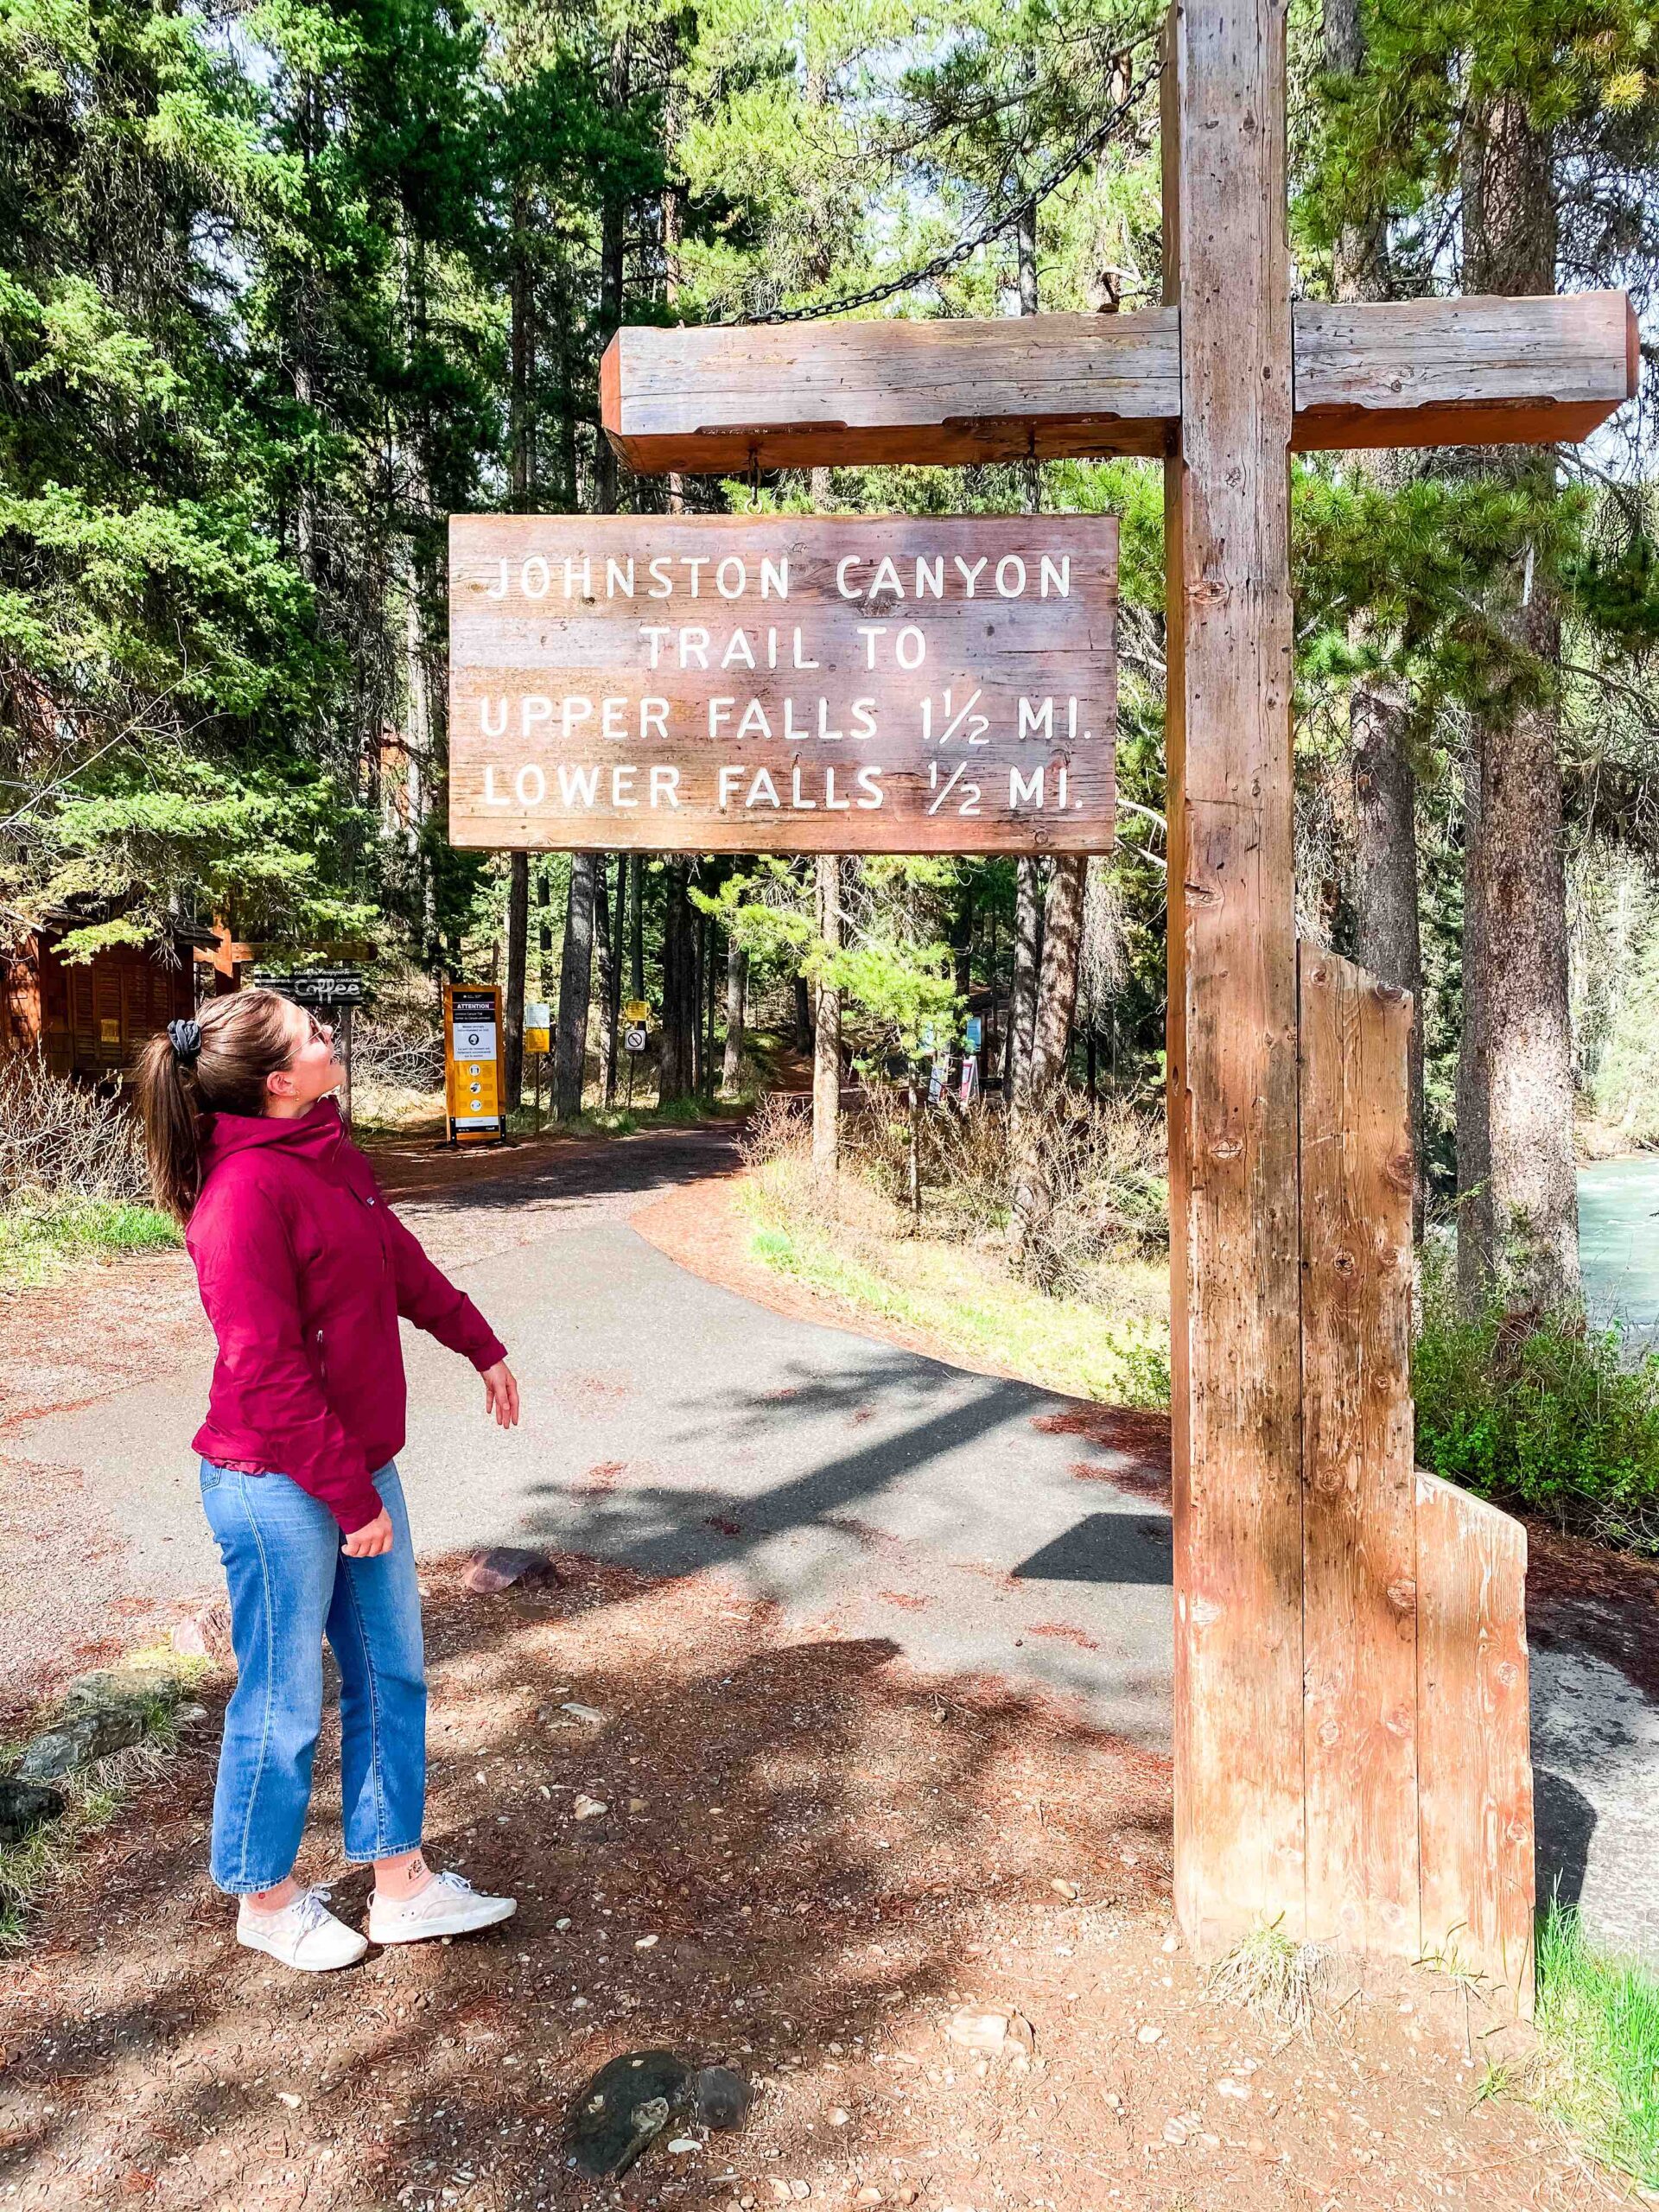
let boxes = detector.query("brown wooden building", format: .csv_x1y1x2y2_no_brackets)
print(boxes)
3,911,218,1082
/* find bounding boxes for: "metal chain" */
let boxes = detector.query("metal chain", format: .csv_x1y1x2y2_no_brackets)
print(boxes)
705,53,1164,329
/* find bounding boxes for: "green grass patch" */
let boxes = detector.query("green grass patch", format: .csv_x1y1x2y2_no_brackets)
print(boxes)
1532,1901,1659,2186
1413,1252,1659,1553
741,1182,1171,1408
0,1192,181,1291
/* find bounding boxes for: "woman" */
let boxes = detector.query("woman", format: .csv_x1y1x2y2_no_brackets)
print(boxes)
136,988,522,1973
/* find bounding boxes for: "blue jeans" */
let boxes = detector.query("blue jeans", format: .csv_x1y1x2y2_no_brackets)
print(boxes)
198,1460,426,1895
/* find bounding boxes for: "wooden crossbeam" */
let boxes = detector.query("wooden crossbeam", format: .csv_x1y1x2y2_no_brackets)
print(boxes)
601,290,1636,473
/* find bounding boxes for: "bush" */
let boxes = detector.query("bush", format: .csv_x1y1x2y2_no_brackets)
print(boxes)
1413,1249,1659,1553
0,1051,148,1205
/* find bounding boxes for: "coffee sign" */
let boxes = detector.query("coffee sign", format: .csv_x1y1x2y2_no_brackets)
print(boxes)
448,517,1116,853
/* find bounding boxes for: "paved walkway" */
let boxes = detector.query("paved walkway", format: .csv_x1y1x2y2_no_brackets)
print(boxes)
3,1123,1653,1960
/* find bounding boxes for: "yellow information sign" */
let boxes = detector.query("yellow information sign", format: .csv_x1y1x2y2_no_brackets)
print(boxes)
524,1000,551,1055
444,983,503,1143
624,999,650,1025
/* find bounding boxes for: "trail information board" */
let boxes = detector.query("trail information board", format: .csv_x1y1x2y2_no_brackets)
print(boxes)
448,516,1116,855
444,984,502,1143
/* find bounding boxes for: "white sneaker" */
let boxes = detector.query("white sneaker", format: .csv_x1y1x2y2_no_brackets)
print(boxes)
368,1868,518,1946
238,1885,368,1972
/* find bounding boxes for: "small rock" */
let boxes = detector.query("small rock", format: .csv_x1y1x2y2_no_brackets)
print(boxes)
1218,2078,1250,2100
65,1665,182,1714
171,1603,233,1661
174,1703,210,1728
1162,2118,1189,2145
666,2138,700,2154
1050,1879,1079,1900
16,1705,145,1781
566,2050,688,2177
944,2005,1034,2058
629,1797,647,1813
561,1702,606,1726
572,1796,608,1821
1136,2024,1163,2045
276,2092,301,2110
634,1935,658,1950
690,2066,751,2129
462,1546,557,1595
828,2107,849,2126
768,2185,793,2205
856,2192,884,2207
0,1778,65,1846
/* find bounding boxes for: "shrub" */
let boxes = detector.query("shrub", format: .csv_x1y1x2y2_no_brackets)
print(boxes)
0,1050,148,1205
1413,1249,1659,1553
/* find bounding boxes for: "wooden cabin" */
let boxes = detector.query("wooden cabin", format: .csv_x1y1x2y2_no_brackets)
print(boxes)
2,911,219,1083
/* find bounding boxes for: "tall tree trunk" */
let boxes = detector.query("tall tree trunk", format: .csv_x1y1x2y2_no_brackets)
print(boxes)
594,36,629,518
1016,203,1040,517
658,860,696,1101
722,933,748,1095
793,972,812,1053
554,855,597,1119
814,855,842,1176
1352,697,1425,1240
662,73,685,518
629,855,645,1001
594,859,615,1109
1009,857,1088,1276
601,853,625,1108
1456,92,1580,1319
1007,864,1041,1103
691,909,705,1094
504,851,529,1113
1325,0,1426,1240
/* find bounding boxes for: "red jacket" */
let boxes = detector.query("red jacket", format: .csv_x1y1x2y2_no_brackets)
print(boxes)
187,1099,506,1532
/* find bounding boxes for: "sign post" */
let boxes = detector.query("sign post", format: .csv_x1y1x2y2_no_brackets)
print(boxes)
257,967,367,1131
448,8,1636,2002
444,984,504,1146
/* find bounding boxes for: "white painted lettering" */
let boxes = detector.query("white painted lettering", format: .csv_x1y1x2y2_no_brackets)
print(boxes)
1039,555,1071,598
639,626,671,667
640,698,668,739
914,556,944,599
709,698,735,736
745,769,781,808
760,557,789,600
486,559,508,599
792,627,819,669
650,765,682,807
849,698,877,741
995,556,1027,598
855,766,884,808
561,696,594,737
869,556,905,599
721,629,756,670
681,557,708,597
521,696,552,736
836,556,861,600
612,766,639,807
680,626,710,670
522,556,550,600
647,557,674,599
557,764,601,806
601,696,628,739
1010,766,1045,807
1018,698,1054,739
736,699,772,740
954,556,988,596
823,768,850,810
715,556,747,599
607,556,635,598
791,766,817,810
480,696,508,738
562,556,590,599
895,625,926,671
515,764,545,807
856,625,887,669
718,766,744,808
482,765,511,806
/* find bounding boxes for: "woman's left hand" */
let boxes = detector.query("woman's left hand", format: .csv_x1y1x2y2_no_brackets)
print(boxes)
481,1360,520,1429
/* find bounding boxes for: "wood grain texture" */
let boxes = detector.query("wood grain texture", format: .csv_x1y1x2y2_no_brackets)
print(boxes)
600,292,1635,473
1163,0,1306,1955
1416,1472,1535,2012
1298,947,1419,1954
448,514,1116,854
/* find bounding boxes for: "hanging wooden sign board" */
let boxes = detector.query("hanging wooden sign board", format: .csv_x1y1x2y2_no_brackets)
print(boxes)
448,515,1116,854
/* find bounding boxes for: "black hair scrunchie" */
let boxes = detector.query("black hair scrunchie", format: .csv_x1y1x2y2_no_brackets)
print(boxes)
168,1017,203,1066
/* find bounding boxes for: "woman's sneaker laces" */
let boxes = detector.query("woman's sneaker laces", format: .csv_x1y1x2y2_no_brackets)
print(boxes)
237,1885,368,1973
367,1867,517,1946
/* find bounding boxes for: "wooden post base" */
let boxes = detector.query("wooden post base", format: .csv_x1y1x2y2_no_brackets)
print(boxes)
1296,944,1534,2011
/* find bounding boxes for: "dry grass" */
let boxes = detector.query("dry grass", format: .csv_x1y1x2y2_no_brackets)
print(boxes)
0,1048,148,1205
1205,1923,1332,2034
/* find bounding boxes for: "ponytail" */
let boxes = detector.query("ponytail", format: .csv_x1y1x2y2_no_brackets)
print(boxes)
133,988,298,1222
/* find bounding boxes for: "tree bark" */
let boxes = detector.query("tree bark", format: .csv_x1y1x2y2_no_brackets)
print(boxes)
594,35,629,518
554,853,598,1119
504,850,529,1113
1009,855,1088,1277
813,855,842,1175
1007,861,1041,1103
1455,92,1580,1319
629,855,645,1001
594,858,616,1109
601,853,625,1108
793,971,812,1053
722,932,748,1095
658,860,696,1101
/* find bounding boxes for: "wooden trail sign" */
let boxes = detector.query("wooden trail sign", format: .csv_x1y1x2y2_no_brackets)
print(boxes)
579,0,1638,2011
448,516,1116,853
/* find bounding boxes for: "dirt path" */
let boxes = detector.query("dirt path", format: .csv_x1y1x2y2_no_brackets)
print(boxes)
0,1561,1626,2212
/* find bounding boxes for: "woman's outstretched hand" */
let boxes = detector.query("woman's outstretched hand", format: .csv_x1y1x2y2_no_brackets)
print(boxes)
482,1360,520,1430
342,1508,395,1558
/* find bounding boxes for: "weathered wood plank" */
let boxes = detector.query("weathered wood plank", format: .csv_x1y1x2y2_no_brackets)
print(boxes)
1292,290,1637,452
601,292,1636,473
448,513,1117,853
1416,1471,1535,2012
1163,0,1306,1955
1298,946,1420,1955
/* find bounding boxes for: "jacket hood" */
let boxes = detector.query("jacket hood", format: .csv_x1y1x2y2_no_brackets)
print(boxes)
199,1096,346,1179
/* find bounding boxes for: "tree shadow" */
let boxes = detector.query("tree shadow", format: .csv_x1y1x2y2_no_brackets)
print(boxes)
0,1557,1173,2207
